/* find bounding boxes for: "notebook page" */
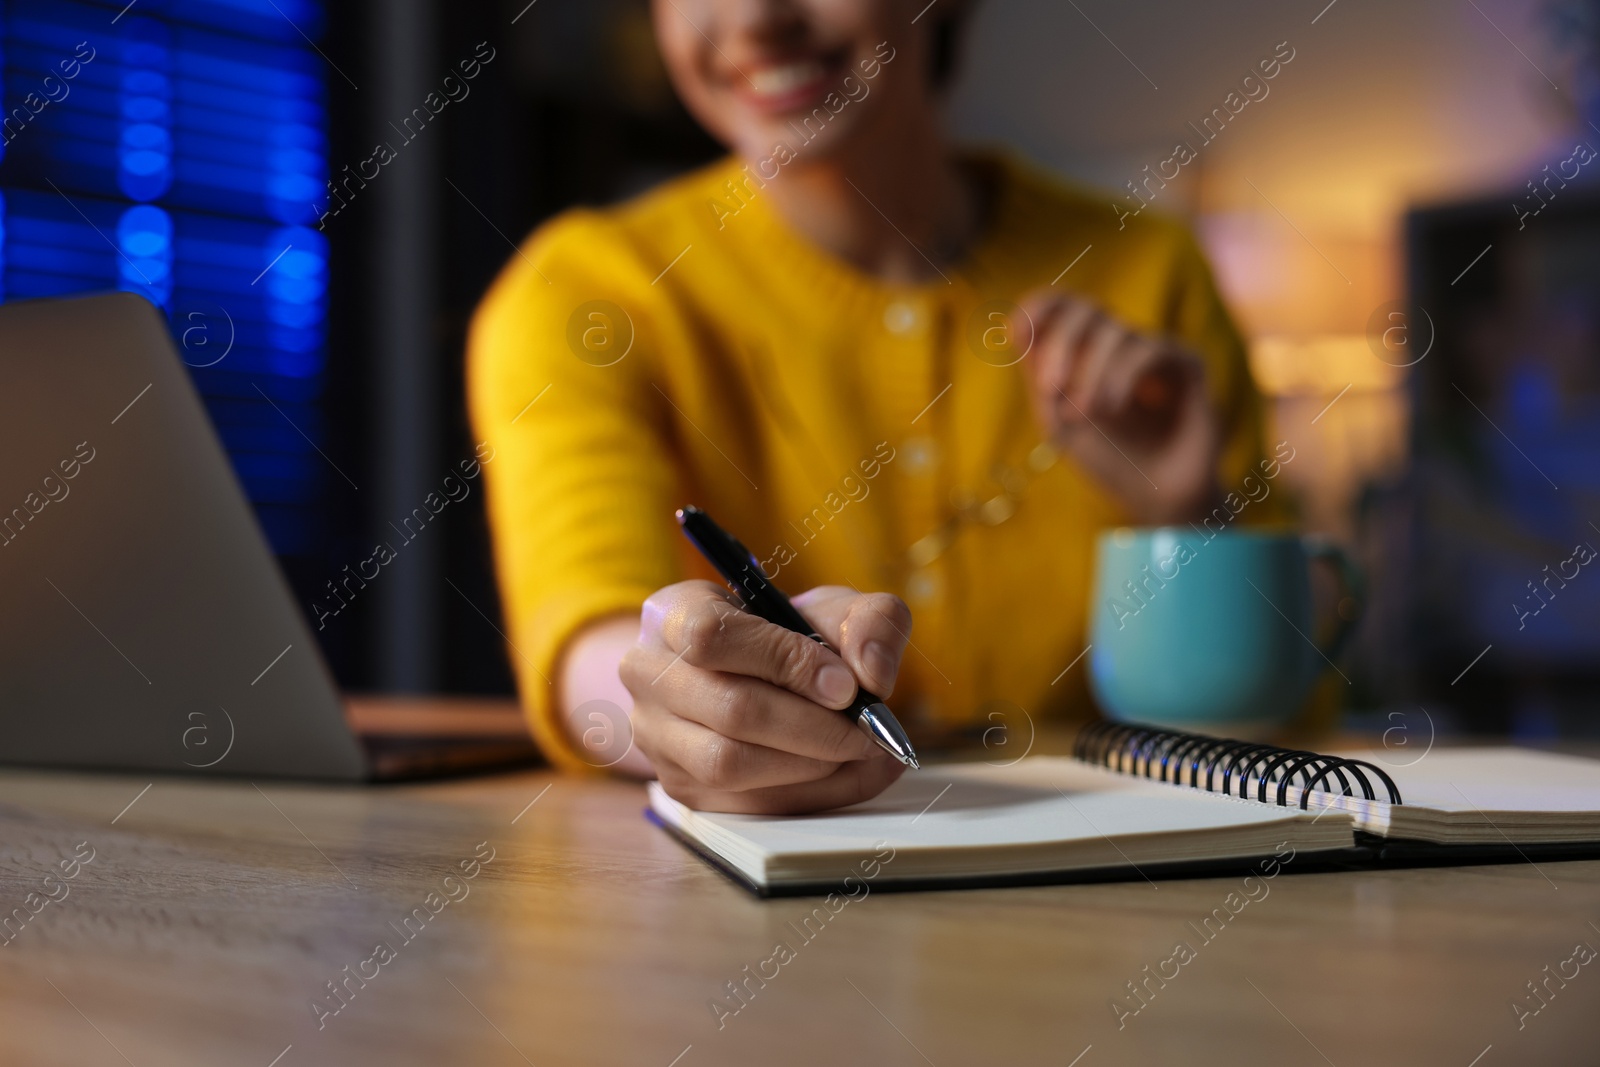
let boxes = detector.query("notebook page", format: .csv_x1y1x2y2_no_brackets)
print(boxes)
1333,747,1600,813
652,756,1349,862
1264,748,1600,840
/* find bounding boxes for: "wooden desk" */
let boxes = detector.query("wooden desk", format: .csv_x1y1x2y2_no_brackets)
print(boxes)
1,712,1597,1066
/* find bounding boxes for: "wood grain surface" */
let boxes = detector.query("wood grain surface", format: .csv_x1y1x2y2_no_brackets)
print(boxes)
0,702,1596,1066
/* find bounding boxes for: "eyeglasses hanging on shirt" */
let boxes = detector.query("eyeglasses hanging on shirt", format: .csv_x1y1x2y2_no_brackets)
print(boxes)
905,441,1059,570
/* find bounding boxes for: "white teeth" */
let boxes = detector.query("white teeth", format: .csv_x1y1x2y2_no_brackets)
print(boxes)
748,60,824,97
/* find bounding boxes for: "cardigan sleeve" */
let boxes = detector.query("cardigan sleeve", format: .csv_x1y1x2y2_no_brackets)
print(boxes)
466,212,685,771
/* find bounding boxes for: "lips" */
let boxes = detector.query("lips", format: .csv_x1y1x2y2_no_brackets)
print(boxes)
748,59,825,96
735,53,845,115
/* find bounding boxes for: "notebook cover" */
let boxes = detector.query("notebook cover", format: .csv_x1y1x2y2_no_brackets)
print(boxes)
646,810,1600,898
643,808,1379,898
1359,833,1600,870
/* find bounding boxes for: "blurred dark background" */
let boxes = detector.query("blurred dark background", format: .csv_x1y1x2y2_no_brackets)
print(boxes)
2,0,1597,735
316,0,724,698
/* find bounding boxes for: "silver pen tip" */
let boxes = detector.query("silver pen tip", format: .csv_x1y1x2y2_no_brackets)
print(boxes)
858,702,920,770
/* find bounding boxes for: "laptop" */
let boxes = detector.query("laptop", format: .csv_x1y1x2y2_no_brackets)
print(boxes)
0,291,539,780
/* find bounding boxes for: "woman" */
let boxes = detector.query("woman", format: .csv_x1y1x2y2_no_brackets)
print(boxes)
468,0,1270,814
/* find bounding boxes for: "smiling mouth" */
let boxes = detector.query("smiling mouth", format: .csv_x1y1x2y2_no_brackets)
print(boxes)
737,53,845,113
748,59,826,97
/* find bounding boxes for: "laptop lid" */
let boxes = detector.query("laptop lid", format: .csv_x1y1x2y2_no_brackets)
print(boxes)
0,292,367,780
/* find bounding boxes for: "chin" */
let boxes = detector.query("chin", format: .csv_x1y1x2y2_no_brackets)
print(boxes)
737,108,864,163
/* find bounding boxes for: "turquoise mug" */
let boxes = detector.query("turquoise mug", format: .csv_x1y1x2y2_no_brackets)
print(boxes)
1087,527,1360,729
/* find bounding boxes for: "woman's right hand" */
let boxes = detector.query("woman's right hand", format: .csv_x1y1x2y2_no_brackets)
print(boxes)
621,581,912,815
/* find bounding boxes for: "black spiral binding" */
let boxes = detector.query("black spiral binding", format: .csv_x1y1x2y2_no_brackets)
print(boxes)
1073,721,1403,809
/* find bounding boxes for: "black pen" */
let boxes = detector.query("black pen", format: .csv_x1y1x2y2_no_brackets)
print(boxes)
675,506,920,770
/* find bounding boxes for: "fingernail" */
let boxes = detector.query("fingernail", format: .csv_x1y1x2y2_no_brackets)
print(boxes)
816,663,856,705
862,641,895,690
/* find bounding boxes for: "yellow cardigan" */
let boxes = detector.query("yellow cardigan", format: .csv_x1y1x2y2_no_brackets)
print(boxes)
468,153,1272,771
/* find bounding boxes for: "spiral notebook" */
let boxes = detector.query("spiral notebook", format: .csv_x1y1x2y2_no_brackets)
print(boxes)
646,723,1600,896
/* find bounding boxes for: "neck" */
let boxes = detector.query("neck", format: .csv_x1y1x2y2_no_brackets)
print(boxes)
759,110,974,286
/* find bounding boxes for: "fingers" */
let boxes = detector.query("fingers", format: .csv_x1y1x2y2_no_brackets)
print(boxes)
790,586,912,697
1013,292,1060,433
625,579,917,814
1011,289,1063,375
643,580,857,709
636,709,850,791
1026,295,1099,408
1014,291,1113,440
656,744,908,815
626,642,878,763
1067,316,1128,418
1013,289,1204,435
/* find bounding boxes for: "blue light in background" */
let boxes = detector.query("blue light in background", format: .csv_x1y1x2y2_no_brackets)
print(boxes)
264,225,325,377
0,29,6,171
268,122,323,224
118,19,172,202
0,0,332,558
115,202,171,305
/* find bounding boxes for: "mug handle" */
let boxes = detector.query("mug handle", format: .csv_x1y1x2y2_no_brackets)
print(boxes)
1304,537,1364,665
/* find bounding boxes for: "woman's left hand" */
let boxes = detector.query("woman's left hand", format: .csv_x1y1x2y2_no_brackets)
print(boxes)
1013,289,1222,524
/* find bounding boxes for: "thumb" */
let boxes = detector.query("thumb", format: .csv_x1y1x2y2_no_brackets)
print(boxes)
1012,288,1063,378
